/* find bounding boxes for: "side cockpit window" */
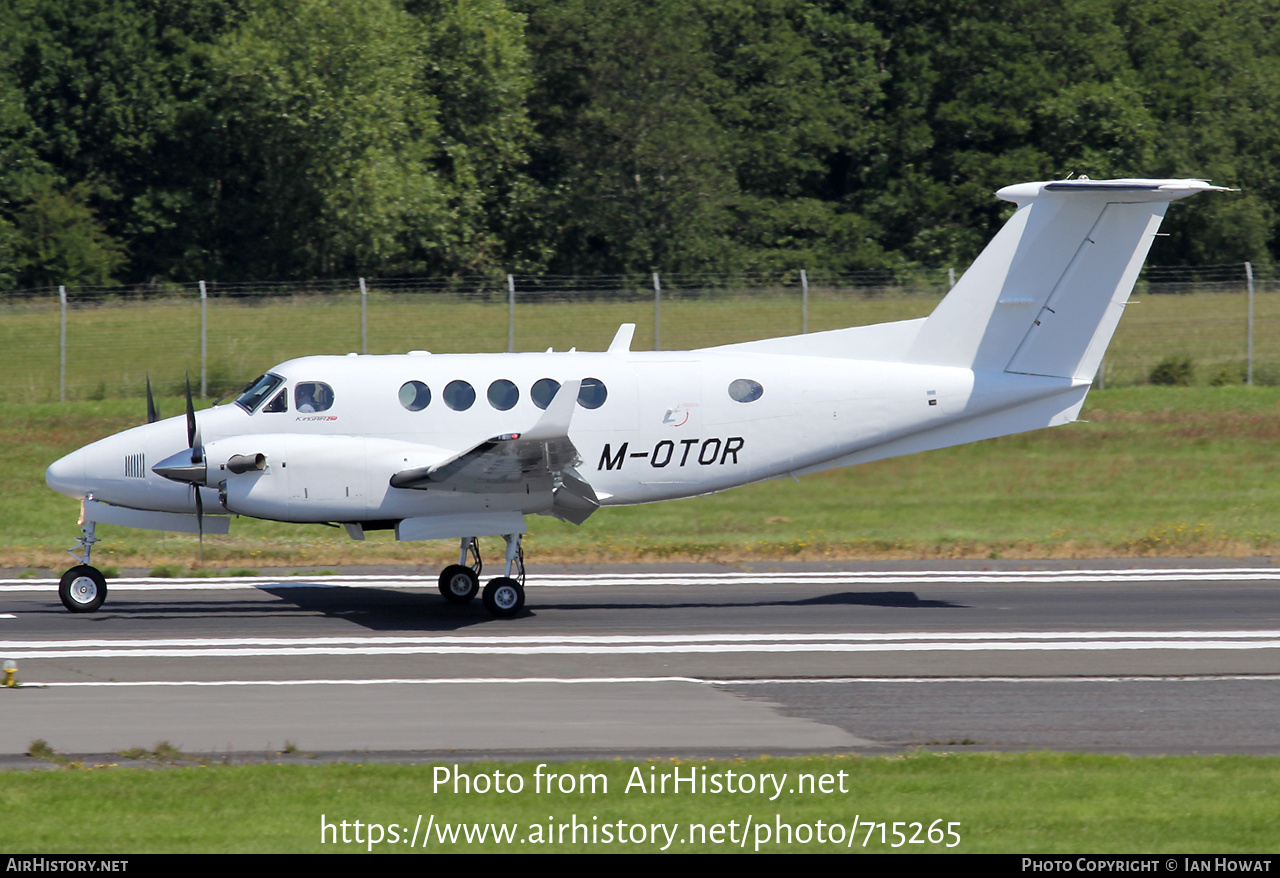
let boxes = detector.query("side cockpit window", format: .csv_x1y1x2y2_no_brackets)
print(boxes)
235,373,284,413
295,381,334,413
264,389,288,413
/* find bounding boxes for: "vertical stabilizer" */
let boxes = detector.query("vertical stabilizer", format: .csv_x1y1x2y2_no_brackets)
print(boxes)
905,179,1229,379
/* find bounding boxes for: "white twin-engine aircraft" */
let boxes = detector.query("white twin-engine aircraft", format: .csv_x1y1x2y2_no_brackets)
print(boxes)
46,177,1227,616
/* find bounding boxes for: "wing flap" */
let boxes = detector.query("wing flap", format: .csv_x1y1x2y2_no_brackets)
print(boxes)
388,379,600,522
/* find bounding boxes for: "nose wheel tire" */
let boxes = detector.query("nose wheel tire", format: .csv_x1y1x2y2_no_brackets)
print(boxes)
482,577,524,618
59,565,107,613
438,565,480,603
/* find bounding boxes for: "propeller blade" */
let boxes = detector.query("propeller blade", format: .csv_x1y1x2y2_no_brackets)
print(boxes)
195,486,204,564
185,373,203,465
185,374,197,449
145,373,159,424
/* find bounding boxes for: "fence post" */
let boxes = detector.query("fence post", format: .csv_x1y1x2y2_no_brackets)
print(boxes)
653,273,661,351
199,280,207,398
801,269,809,334
507,274,516,353
59,285,66,403
359,277,368,354
1246,261,1254,386
948,267,956,289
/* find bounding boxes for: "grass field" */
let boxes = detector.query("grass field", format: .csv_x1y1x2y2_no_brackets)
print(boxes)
2,385,1277,570
2,290,1277,569
3,752,1277,853
0,287,1277,402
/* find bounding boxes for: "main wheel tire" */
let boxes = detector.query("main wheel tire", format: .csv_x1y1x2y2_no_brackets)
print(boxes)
438,565,480,603
482,577,525,618
59,565,107,613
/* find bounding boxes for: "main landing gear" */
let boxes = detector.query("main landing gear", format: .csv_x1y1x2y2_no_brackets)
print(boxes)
438,537,483,603
59,521,107,613
437,534,526,618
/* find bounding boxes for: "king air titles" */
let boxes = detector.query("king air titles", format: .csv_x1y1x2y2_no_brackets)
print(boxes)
597,437,745,472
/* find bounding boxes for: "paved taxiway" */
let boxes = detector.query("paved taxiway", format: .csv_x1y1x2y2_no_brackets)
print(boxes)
2,560,1278,757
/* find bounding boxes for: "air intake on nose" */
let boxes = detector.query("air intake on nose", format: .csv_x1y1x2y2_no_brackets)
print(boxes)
124,452,146,479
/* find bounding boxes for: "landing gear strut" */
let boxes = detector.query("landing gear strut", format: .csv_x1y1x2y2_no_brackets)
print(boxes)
59,521,107,613
481,533,525,618
437,535,525,617
438,537,482,603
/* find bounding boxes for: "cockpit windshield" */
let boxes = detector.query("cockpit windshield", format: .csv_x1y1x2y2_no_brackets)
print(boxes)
235,373,285,413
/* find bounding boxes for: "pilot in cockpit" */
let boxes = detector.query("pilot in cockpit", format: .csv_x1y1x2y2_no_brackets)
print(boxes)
295,381,333,413
296,384,318,412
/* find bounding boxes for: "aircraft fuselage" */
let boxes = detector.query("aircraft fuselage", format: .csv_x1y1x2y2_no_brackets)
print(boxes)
46,348,1079,525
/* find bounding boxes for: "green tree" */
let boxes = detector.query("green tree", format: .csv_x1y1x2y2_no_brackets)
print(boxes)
1112,0,1279,265
407,0,539,273
10,179,126,287
858,0,1160,265
207,0,447,278
521,0,738,274
205,0,536,279
697,0,888,272
520,0,889,274
3,0,247,282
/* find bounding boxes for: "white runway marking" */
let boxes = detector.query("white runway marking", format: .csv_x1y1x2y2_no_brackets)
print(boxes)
23,674,1280,689
3,567,1280,593
4,630,1280,659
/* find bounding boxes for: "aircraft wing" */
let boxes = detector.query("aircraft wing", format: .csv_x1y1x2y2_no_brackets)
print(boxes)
388,379,600,523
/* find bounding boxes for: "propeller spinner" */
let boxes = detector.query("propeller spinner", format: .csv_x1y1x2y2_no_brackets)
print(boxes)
151,376,207,485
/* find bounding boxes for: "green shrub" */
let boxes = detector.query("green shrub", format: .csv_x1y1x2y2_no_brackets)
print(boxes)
1149,355,1194,386
1252,363,1280,386
1208,362,1246,386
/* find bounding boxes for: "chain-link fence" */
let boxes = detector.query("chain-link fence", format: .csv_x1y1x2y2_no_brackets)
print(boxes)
0,265,1275,402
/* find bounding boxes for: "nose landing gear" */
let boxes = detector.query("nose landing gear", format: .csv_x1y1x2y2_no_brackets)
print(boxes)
59,521,107,613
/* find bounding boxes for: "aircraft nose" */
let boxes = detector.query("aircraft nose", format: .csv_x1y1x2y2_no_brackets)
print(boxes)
46,448,89,499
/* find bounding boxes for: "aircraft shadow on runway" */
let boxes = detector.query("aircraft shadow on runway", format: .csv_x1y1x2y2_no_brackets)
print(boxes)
254,585,966,631
31,585,964,632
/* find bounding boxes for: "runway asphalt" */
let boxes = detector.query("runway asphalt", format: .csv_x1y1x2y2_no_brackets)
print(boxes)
2,559,1278,759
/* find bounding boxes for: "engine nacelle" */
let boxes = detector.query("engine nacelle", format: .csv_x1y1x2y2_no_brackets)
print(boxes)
213,434,460,522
